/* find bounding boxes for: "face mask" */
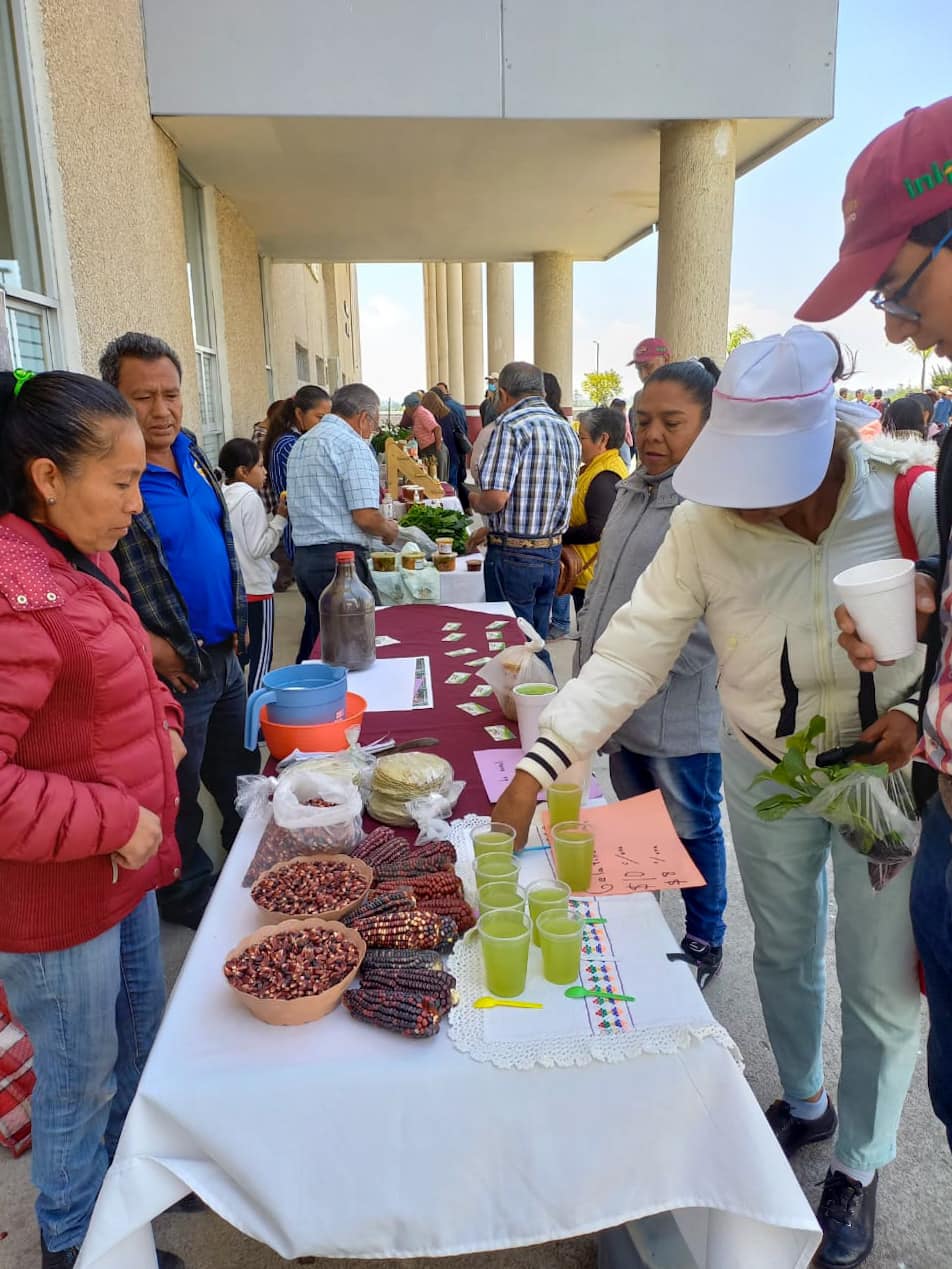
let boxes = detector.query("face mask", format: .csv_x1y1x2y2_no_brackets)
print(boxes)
487,384,496,395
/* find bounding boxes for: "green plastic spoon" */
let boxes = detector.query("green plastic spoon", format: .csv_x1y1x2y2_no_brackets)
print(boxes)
564,985,635,1003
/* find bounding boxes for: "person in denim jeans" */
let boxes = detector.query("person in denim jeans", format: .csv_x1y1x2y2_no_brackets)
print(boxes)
574,360,727,986
470,361,580,648
0,369,185,1268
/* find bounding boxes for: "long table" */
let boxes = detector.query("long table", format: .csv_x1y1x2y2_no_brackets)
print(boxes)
77,603,820,1269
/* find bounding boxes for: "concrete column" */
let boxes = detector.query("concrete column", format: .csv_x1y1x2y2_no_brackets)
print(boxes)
422,263,438,387
445,261,464,401
656,119,736,361
533,251,573,415
486,261,514,374
435,262,449,385
461,262,484,439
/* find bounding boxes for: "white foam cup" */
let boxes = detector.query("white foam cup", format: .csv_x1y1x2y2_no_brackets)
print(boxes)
833,557,917,662
512,682,559,752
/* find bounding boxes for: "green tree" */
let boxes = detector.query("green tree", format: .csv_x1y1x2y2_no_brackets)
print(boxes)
727,324,754,355
905,339,935,390
581,369,623,406
932,367,952,390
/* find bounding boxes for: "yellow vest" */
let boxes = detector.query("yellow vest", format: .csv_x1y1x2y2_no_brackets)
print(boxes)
568,449,630,589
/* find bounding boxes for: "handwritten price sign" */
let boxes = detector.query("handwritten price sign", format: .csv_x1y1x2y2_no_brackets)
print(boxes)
543,790,705,895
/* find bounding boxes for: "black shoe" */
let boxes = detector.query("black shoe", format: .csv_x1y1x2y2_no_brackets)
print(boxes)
159,884,212,931
167,1191,207,1214
680,936,723,990
813,1169,877,1268
765,1097,838,1158
42,1240,184,1269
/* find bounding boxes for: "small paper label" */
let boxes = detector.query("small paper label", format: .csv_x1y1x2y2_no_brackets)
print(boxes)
484,724,516,741
445,671,471,685
458,701,491,716
446,647,478,658
442,633,465,642
486,620,508,630
488,641,506,652
442,622,463,631
470,684,493,697
375,635,400,647
465,657,491,668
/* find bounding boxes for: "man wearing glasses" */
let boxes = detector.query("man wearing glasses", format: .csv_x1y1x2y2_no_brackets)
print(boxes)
800,96,952,1183
286,383,399,646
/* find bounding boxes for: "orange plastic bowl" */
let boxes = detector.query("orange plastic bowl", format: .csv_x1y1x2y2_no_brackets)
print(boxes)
260,692,367,759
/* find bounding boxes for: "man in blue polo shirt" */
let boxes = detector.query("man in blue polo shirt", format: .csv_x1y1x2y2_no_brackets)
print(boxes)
101,332,259,929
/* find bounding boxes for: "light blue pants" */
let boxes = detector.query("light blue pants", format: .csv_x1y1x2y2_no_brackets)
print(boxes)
722,728,920,1170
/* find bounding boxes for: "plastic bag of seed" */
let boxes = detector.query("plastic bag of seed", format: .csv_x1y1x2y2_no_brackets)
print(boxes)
239,769,364,886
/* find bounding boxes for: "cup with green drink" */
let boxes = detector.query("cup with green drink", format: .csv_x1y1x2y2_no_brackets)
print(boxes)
525,878,570,945
471,821,516,860
477,882,526,915
551,820,595,892
478,909,532,997
546,781,582,829
474,852,519,890
536,909,584,985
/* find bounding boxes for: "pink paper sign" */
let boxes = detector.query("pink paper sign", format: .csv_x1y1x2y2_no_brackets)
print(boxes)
542,791,705,894
474,748,601,804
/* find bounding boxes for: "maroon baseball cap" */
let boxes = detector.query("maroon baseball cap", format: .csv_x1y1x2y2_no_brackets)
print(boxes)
797,97,952,323
627,336,670,365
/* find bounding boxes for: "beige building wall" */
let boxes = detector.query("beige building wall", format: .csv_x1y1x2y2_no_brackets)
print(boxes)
37,0,198,421
213,191,268,431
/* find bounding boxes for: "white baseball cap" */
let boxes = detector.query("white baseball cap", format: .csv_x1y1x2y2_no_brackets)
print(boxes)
673,326,837,509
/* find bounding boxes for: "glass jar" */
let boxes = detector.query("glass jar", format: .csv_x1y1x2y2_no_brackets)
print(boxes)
319,552,376,671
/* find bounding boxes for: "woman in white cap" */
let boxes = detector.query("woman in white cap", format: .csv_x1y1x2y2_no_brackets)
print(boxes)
495,326,936,1269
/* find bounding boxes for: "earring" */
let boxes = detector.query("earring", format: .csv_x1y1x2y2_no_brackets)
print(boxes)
47,497,56,505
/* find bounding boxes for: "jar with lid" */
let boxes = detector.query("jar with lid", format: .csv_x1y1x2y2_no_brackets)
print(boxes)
319,551,376,671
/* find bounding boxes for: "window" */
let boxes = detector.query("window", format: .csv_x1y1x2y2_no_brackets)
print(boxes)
0,0,59,369
314,354,327,387
295,341,309,383
180,169,224,459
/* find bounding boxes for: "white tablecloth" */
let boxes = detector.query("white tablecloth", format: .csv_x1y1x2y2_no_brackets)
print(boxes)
438,555,485,604
78,817,820,1267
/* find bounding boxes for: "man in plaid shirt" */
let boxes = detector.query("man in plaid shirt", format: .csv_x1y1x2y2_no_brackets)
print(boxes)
470,361,580,646
101,332,259,929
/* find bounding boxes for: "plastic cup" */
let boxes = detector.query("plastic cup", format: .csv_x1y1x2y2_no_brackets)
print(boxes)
551,820,595,893
478,909,531,998
833,558,917,662
526,879,571,945
547,782,582,829
474,853,519,889
477,882,526,915
471,822,516,859
513,681,559,751
536,909,584,985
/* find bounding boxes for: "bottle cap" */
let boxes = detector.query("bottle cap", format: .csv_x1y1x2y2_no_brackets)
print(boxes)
336,551,355,562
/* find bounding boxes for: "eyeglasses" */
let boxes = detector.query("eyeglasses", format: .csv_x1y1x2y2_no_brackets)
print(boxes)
871,225,952,322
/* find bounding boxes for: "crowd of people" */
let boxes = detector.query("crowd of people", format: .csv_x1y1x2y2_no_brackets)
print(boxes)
3,94,952,1269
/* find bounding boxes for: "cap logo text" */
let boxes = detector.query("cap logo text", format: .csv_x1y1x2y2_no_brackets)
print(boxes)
904,160,952,199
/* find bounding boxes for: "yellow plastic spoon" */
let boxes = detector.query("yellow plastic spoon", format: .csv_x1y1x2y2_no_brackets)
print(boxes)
473,996,543,1010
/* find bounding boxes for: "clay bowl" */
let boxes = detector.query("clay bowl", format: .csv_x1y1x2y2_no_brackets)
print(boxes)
223,917,366,1026
249,854,373,926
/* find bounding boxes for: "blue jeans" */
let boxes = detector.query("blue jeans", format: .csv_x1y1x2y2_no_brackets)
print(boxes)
722,727,919,1169
550,593,572,634
165,644,260,915
609,749,728,945
0,896,164,1252
910,792,952,1154
485,543,560,673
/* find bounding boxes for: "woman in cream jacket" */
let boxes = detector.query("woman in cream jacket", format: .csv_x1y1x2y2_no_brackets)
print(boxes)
497,328,936,1269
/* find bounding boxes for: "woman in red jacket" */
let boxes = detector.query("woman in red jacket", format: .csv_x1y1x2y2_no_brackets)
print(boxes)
0,370,186,1269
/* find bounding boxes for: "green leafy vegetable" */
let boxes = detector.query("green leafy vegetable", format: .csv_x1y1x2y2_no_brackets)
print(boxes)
399,504,472,554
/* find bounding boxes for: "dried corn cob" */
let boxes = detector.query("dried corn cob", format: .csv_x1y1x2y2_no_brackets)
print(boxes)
350,833,412,868
343,888,415,926
402,840,457,865
351,910,449,950
359,967,457,1014
416,896,476,934
362,948,444,973
343,987,441,1037
373,854,455,878
375,873,464,901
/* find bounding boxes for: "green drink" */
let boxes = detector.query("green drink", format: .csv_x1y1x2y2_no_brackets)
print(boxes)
526,879,570,946
551,821,595,892
515,685,555,695
478,909,531,998
537,910,584,985
471,821,516,859
546,782,583,829
478,882,525,915
474,852,519,889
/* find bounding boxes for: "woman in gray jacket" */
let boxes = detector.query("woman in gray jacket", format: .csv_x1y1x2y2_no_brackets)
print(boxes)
576,358,726,987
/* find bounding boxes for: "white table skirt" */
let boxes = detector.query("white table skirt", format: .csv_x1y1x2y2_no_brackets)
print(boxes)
78,808,819,1268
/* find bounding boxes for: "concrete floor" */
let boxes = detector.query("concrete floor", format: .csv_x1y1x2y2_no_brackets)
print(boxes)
2,590,951,1268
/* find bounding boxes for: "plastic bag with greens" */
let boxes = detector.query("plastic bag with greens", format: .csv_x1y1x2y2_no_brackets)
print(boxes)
753,715,919,891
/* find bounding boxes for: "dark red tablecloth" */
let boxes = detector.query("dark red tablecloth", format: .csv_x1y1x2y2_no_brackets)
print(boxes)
315,604,523,820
